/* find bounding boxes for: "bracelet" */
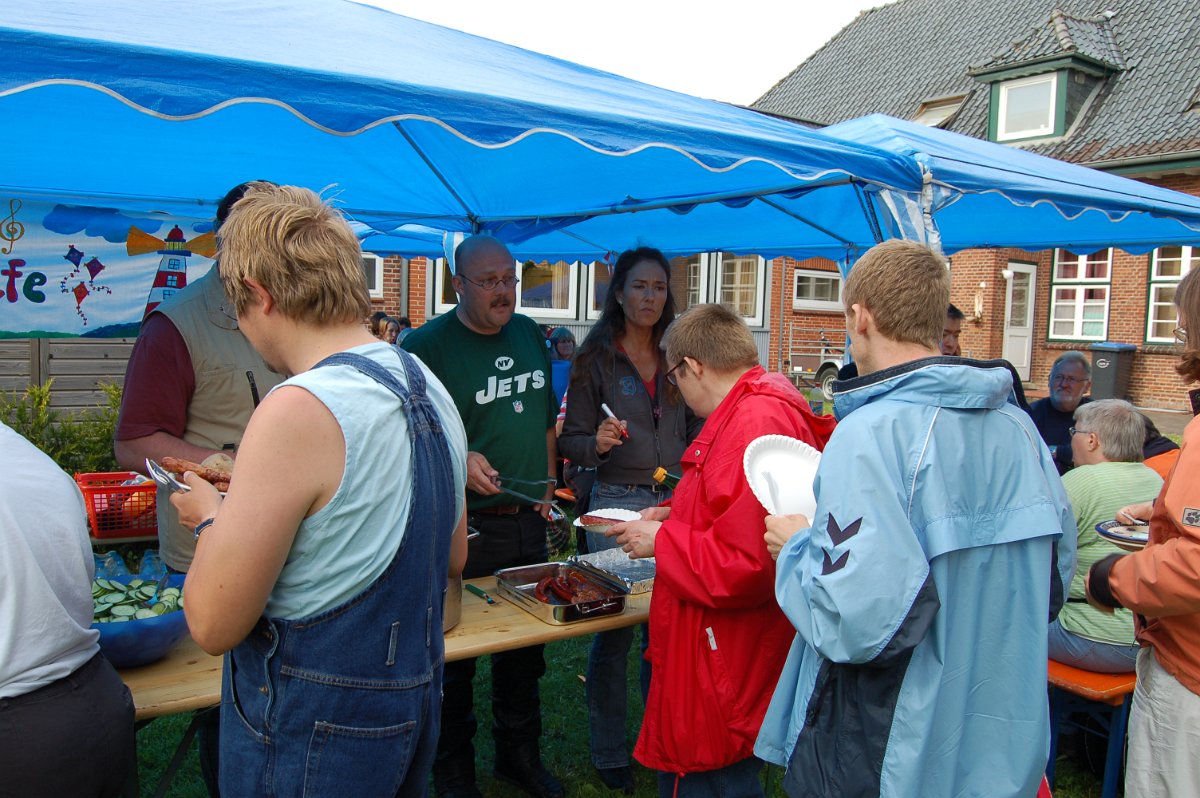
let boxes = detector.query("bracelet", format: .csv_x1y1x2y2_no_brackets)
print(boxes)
193,517,216,541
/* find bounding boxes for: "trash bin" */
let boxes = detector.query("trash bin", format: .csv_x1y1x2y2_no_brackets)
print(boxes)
1089,342,1137,400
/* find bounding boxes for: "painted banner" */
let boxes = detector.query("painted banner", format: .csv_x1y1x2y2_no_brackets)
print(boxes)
0,198,216,338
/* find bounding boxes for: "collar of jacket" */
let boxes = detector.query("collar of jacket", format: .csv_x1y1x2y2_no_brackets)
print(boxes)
832,356,1019,420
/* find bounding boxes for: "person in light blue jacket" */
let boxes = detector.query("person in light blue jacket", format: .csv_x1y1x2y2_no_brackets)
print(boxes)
757,240,1075,798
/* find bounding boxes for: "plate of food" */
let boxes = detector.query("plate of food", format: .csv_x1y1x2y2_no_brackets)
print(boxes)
148,455,232,494
1095,520,1150,551
743,435,821,518
574,507,640,534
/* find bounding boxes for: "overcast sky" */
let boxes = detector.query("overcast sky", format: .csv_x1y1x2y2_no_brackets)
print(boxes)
361,1,892,106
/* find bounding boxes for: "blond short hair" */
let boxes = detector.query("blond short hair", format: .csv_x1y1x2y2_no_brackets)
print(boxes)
663,303,758,373
217,183,370,325
844,240,950,348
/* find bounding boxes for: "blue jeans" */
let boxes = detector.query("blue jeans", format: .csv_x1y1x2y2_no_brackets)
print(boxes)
657,756,764,798
1048,618,1140,673
586,481,664,769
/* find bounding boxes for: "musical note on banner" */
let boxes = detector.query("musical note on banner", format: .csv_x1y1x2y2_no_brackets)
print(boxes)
1,199,24,255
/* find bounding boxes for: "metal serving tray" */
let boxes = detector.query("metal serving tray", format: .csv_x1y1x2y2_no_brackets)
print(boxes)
570,548,656,594
493,562,627,626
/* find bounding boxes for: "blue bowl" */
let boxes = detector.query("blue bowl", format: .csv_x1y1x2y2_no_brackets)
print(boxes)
92,574,190,669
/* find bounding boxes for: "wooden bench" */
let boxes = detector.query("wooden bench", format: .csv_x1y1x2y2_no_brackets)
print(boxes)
1046,659,1136,798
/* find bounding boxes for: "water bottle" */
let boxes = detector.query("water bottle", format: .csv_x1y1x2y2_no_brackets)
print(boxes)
138,549,166,580
96,550,130,578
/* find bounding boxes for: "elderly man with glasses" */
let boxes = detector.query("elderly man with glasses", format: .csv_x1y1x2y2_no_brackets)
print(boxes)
1028,350,1093,474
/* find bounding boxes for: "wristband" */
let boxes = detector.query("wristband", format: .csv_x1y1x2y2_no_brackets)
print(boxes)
193,517,216,541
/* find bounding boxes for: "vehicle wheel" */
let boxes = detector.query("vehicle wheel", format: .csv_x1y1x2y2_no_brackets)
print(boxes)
817,366,838,402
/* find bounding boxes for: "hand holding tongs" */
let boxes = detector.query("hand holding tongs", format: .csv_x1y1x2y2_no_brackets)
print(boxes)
493,478,564,521
146,458,190,493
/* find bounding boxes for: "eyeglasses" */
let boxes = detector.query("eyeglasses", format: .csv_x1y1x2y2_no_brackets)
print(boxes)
1053,375,1088,386
1068,427,1091,436
1174,326,1188,344
665,359,685,386
459,274,519,291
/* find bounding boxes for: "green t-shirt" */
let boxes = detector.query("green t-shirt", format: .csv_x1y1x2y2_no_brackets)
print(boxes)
1059,460,1163,645
403,311,555,510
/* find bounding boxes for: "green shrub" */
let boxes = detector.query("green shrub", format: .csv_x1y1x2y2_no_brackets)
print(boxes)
0,380,122,474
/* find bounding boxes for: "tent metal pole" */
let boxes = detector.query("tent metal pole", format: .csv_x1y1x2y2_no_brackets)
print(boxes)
392,121,481,232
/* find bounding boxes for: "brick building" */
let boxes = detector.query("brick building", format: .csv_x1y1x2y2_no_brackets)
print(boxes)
752,0,1200,410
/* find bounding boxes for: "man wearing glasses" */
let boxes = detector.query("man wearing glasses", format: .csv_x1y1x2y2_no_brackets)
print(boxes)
403,234,562,798
1028,350,1093,474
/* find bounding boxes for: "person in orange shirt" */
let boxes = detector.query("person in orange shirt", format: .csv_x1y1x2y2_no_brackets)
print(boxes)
1087,267,1200,798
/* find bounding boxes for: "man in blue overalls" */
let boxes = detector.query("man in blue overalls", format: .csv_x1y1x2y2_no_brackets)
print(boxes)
172,182,469,796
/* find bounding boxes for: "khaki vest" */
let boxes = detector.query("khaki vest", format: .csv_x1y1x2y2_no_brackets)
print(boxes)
154,270,283,570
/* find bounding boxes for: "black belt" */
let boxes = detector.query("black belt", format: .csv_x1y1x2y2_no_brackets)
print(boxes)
472,504,524,516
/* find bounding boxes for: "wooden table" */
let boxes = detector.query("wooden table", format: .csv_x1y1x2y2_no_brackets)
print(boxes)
123,576,650,720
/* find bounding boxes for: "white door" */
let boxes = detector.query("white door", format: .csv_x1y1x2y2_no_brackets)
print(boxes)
1002,263,1036,380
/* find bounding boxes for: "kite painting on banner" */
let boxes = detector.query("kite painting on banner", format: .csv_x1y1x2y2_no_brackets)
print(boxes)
0,199,215,338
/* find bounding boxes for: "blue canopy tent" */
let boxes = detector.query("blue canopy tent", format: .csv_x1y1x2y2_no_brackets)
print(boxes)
0,0,925,265
4,2,1200,338
823,114,1200,257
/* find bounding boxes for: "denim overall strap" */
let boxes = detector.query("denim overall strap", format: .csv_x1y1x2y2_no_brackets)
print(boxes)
220,346,456,797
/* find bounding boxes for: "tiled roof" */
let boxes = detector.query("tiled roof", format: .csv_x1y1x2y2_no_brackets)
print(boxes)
974,10,1125,72
752,0,1200,168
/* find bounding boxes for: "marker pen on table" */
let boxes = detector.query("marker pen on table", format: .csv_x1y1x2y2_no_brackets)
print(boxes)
600,403,629,438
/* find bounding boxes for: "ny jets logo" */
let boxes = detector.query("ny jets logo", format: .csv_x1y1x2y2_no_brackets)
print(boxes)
495,356,514,371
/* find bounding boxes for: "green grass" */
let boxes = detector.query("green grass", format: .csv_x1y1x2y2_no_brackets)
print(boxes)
132,635,1107,797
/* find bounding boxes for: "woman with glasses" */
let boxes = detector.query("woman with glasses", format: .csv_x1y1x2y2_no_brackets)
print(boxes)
559,246,701,793
1086,267,1200,797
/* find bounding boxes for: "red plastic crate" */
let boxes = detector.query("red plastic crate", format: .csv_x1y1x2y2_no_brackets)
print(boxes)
75,471,157,540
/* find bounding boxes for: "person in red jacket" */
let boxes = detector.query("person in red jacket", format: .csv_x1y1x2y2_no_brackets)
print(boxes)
610,303,836,796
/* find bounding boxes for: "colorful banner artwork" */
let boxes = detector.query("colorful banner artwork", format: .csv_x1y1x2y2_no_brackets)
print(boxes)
0,198,216,338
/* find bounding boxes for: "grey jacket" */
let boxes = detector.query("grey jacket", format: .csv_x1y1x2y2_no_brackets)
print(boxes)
558,350,701,486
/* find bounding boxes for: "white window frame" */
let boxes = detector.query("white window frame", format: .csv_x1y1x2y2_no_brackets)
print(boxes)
715,253,767,327
362,253,384,299
432,257,458,316
514,260,579,320
1146,245,1197,343
1048,249,1111,341
997,73,1058,142
682,254,710,312
792,268,843,311
586,260,611,320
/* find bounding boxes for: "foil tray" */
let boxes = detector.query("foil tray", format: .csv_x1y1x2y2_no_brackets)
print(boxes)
493,562,627,626
571,548,656,594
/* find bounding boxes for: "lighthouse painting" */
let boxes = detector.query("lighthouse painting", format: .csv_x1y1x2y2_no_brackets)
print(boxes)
127,224,216,319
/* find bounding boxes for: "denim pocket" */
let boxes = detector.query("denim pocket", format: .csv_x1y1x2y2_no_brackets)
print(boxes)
593,481,638,503
303,718,418,797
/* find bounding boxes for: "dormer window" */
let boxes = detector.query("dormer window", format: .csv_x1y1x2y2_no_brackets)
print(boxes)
913,95,966,127
971,10,1124,144
996,74,1058,141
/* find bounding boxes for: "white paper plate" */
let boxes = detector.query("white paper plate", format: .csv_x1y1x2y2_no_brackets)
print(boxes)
573,507,641,534
743,435,821,518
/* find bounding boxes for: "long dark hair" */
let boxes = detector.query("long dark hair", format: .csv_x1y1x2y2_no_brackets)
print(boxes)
573,246,678,398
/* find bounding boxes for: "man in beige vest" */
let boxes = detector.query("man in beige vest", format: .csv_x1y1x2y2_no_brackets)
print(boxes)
113,182,281,797
115,183,282,572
